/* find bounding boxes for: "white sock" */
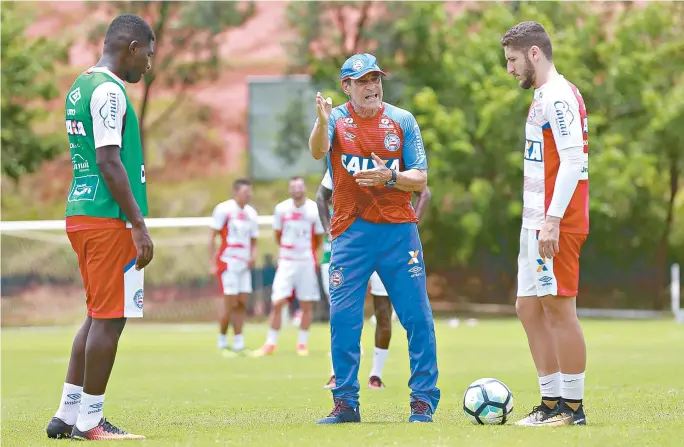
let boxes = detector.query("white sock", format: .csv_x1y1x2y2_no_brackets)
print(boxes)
233,334,244,351
75,393,104,432
369,347,389,378
54,383,82,425
539,371,562,400
266,329,279,346
298,330,309,346
561,372,585,401
329,351,335,376
217,334,227,349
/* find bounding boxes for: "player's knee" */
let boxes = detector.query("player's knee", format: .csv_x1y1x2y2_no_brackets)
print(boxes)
515,297,541,322
88,318,125,347
542,297,578,327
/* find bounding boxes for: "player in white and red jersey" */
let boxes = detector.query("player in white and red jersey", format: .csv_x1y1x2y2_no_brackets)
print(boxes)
209,179,259,354
253,177,324,357
502,21,589,427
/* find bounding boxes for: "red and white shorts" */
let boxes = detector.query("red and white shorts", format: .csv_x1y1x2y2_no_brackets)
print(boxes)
517,228,587,297
216,258,252,296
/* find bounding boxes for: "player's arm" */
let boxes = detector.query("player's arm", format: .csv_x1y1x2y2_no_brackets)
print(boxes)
316,169,334,234
413,185,432,221
208,205,226,273
272,206,283,246
309,98,335,160
395,114,428,192
545,99,587,222
312,205,326,251
316,185,332,233
92,82,152,269
249,210,259,268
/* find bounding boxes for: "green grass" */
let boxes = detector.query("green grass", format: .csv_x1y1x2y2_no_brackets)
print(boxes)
2,319,683,446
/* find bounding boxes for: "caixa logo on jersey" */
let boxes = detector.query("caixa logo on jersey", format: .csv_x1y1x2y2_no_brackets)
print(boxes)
341,153,399,175
524,140,543,162
66,120,87,137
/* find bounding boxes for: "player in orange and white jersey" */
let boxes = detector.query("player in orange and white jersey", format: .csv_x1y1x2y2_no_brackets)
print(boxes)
253,177,324,357
209,179,259,354
502,21,589,427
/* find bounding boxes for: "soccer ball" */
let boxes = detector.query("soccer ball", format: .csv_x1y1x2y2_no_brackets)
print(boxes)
462,378,514,425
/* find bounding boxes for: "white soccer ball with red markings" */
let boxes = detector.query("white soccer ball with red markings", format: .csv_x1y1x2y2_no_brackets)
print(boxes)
462,378,514,425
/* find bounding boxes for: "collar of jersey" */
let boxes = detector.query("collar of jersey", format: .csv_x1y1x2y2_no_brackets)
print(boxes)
87,66,126,89
346,101,386,120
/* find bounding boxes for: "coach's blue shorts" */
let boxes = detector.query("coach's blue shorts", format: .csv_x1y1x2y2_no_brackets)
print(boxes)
328,218,440,411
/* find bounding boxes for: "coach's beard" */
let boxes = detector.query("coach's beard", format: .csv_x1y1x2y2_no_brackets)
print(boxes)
520,57,536,90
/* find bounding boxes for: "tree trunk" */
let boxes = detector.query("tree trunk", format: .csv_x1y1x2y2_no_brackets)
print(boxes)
653,150,680,309
138,1,170,156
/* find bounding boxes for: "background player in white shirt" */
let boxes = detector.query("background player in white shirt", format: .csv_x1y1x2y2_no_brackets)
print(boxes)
209,179,259,354
316,169,432,390
502,21,590,427
253,177,324,357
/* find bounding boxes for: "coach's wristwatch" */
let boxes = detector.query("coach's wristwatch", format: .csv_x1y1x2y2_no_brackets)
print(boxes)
385,169,397,187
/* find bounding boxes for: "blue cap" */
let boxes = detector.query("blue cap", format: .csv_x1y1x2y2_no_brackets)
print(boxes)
340,53,388,81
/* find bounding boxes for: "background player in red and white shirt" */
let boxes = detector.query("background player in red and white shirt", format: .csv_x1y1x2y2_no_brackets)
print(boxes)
253,177,324,357
209,179,259,354
502,21,589,427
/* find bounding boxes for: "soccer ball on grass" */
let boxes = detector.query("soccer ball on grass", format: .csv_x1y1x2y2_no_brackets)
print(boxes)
462,378,514,425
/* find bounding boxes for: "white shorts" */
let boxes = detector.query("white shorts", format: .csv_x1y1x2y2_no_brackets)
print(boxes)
369,271,388,296
517,227,586,298
272,259,320,302
219,259,252,296
320,263,388,300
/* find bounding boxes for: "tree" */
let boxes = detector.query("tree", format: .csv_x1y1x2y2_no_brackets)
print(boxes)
274,93,310,165
287,1,684,308
0,4,68,181
87,1,256,154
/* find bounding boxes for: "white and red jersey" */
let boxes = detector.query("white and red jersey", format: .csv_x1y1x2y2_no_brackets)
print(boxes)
210,199,259,265
524,74,589,234
273,198,324,261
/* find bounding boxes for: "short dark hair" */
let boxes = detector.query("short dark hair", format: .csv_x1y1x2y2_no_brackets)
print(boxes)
233,178,251,190
500,21,553,61
103,13,155,51
289,176,304,183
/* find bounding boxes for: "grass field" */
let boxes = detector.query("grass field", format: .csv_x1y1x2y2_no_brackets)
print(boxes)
2,319,683,446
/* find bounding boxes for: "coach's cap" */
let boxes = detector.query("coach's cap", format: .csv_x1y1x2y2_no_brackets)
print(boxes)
340,53,388,81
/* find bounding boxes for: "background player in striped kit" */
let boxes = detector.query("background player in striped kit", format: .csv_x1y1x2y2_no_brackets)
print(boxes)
317,169,431,390
209,179,259,355
252,177,325,357
501,21,590,427
309,53,439,424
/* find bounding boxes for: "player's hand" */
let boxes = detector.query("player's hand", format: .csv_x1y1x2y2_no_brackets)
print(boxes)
209,264,218,275
354,152,392,187
131,225,154,270
248,257,256,269
316,92,333,124
538,216,561,259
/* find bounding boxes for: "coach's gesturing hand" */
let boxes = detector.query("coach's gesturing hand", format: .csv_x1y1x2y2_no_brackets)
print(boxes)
316,92,333,123
354,152,392,187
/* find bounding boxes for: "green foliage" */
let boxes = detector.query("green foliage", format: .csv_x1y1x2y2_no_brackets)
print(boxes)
87,1,256,149
0,4,69,181
274,94,310,165
287,1,684,306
